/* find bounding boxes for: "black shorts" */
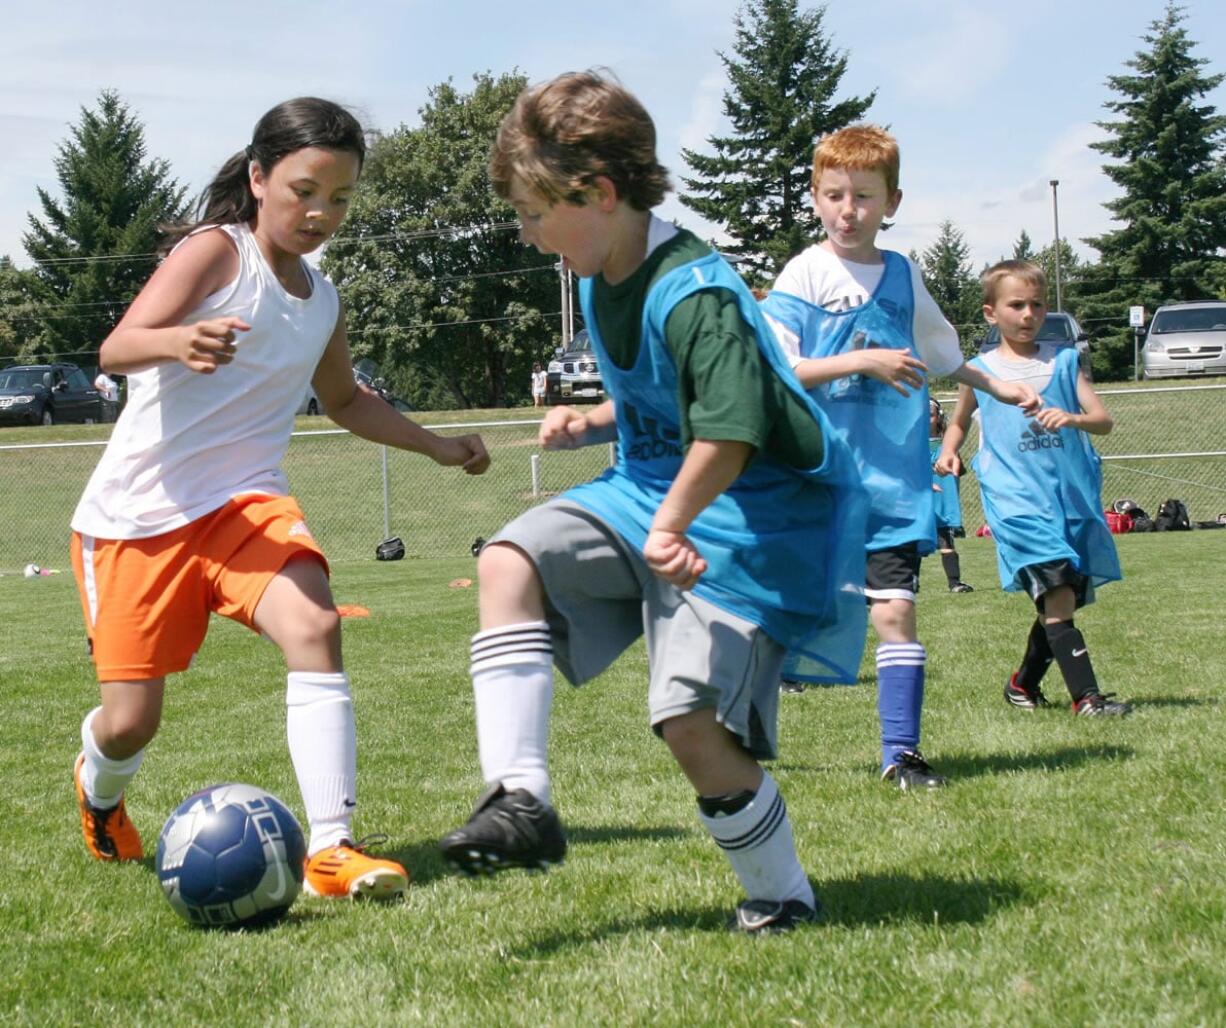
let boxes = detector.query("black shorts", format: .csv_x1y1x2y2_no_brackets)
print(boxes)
1018,560,1090,611
866,543,922,601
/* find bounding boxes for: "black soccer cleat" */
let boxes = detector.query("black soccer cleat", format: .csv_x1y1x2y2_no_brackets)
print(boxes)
440,783,567,876
779,679,807,694
949,582,974,593
1073,692,1132,717
1004,672,1052,710
729,898,823,935
882,750,947,790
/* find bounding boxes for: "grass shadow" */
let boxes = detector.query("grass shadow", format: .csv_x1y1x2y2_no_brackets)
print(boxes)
390,824,687,886
936,744,1134,780
511,872,1028,956
819,871,1028,927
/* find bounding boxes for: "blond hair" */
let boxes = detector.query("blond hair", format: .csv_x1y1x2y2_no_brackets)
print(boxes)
812,124,900,194
489,70,671,211
981,259,1047,305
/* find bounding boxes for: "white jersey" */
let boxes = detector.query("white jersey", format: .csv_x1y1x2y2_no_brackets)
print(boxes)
72,222,340,539
768,244,963,376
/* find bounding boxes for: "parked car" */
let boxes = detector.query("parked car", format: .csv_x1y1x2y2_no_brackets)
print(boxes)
1141,300,1226,380
0,363,117,427
980,312,1092,379
546,329,603,404
297,385,323,416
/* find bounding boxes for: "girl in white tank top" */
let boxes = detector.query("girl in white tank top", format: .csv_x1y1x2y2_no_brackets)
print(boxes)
69,98,490,905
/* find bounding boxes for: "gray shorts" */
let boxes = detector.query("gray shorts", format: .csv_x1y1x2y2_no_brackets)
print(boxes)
491,500,785,760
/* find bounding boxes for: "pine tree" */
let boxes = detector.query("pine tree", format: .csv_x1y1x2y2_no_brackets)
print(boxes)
679,0,874,278
916,220,982,356
1011,229,1035,261
1076,3,1226,379
22,91,188,361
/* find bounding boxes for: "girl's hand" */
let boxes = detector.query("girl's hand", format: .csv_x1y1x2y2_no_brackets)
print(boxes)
178,317,249,373
433,433,491,474
644,529,707,590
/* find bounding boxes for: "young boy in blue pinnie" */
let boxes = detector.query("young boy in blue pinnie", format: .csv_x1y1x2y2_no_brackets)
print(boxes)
762,125,1040,789
929,398,973,593
439,71,869,934
936,260,1129,716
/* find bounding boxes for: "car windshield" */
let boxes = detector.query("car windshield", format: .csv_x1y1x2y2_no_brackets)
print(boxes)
986,316,1075,345
566,332,592,355
0,369,42,390
1150,308,1226,334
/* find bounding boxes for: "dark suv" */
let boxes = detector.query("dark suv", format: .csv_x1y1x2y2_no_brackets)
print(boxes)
980,312,1092,380
0,363,117,426
546,330,603,404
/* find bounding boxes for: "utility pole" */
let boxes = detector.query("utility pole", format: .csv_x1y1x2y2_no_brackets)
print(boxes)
1050,180,1063,312
557,261,574,346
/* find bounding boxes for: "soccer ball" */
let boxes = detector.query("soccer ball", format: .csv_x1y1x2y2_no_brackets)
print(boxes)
156,783,306,928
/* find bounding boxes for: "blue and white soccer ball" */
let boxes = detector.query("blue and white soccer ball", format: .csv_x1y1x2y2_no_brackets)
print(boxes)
156,783,306,928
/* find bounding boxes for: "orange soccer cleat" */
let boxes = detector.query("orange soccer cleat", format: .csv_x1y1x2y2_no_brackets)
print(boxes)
74,754,143,861
303,837,408,900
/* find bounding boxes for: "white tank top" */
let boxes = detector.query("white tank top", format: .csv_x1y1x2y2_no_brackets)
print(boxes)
72,223,340,539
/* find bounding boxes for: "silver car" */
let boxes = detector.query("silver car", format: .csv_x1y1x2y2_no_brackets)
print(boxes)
1142,301,1226,379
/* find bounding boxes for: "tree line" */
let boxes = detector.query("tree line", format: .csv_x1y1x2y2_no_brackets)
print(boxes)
2,0,1222,403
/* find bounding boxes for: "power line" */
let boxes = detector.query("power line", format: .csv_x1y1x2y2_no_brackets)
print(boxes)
9,262,557,318
20,221,522,269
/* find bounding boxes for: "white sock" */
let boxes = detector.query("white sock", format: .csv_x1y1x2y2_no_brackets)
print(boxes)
286,672,356,856
79,707,144,809
697,771,814,907
470,621,554,806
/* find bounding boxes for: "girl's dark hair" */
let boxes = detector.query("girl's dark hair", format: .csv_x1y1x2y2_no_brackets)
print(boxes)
161,97,365,253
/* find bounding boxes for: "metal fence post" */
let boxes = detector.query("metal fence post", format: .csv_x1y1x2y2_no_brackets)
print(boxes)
531,453,541,497
381,444,391,540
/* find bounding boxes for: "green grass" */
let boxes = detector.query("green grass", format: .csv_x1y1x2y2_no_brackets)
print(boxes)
2,531,1225,1024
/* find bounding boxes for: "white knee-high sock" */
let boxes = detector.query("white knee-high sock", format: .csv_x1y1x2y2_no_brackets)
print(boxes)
286,671,356,856
79,706,144,809
697,771,814,907
470,621,554,806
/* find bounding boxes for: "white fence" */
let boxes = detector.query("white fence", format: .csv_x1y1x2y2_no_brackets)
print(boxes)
2,385,1224,574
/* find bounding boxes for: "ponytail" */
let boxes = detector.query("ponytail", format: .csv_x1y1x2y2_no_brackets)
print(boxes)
160,97,365,254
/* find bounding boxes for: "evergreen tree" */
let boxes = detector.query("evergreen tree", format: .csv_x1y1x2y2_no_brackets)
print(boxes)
679,0,874,278
1077,2,1226,379
916,220,982,356
22,91,188,362
1011,229,1036,261
322,73,559,409
0,258,41,362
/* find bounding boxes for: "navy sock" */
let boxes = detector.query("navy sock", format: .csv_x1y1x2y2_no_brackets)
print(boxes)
940,551,962,587
1044,620,1100,702
1017,617,1053,691
877,643,926,770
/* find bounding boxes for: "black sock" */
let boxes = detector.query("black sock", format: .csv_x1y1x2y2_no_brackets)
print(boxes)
1044,620,1100,702
940,551,962,587
1017,617,1053,690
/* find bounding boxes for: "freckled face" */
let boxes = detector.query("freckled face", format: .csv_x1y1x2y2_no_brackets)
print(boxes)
813,166,901,263
250,146,360,256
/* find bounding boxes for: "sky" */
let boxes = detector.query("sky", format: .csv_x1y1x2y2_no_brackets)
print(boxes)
2,0,1224,278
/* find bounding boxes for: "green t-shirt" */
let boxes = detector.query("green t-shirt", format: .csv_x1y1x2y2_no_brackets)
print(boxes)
589,227,824,470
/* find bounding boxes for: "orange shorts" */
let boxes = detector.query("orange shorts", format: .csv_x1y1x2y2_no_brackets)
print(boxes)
71,494,329,682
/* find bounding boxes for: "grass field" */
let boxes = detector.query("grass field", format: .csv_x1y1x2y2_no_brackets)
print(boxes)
2,528,1224,1024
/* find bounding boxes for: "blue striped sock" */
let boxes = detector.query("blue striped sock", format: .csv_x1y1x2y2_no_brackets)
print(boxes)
877,642,927,771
